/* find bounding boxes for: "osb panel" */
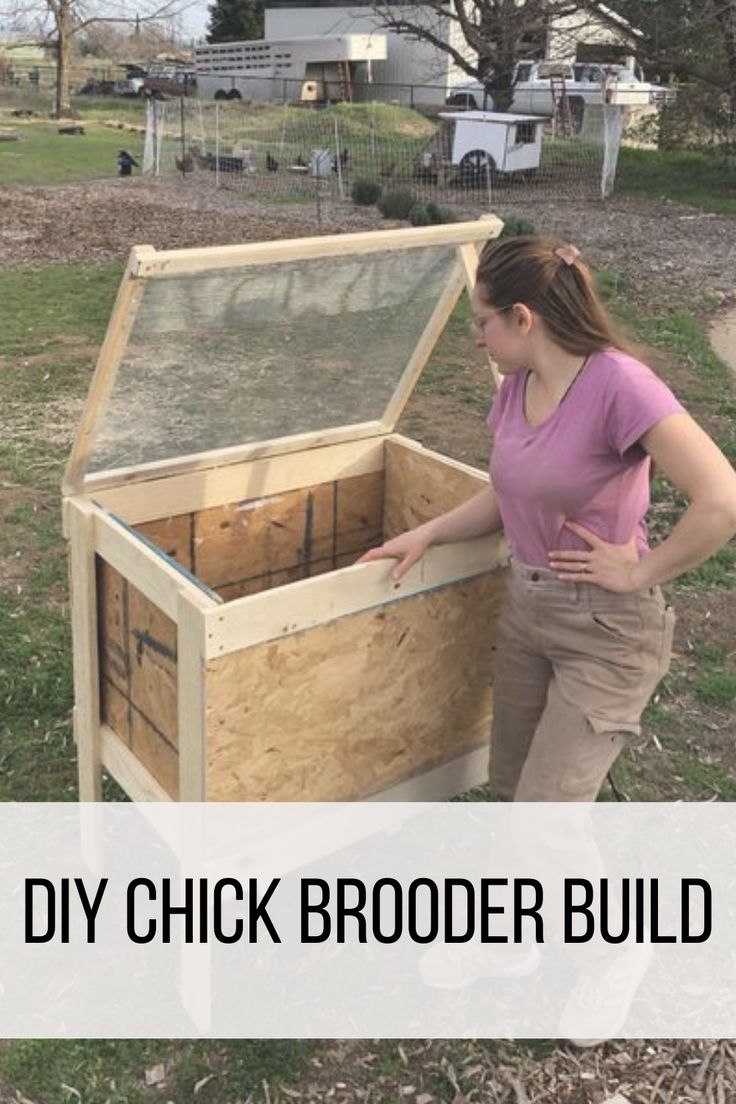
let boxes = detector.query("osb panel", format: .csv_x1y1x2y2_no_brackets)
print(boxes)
335,472,384,557
130,709,179,800
100,675,131,745
96,555,179,798
205,573,505,801
194,483,336,590
128,583,178,748
135,515,193,572
384,440,486,539
97,557,128,690
216,557,337,602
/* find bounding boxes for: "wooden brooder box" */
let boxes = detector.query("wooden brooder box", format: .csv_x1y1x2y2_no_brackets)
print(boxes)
63,220,509,803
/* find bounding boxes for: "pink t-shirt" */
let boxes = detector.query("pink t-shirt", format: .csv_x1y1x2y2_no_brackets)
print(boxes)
487,347,685,567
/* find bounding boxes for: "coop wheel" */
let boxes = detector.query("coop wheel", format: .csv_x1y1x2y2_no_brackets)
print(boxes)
458,149,497,186
214,89,229,101
226,89,242,100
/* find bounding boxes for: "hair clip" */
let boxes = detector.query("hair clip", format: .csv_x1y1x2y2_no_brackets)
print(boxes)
554,244,581,266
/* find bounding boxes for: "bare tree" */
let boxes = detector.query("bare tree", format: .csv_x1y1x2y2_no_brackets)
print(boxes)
590,0,736,121
1,0,189,117
371,0,626,109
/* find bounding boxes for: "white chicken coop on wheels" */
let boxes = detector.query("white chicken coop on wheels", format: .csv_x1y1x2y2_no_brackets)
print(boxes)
439,111,547,181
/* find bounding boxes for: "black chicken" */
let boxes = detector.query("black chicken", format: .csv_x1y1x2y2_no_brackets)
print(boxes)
333,146,349,173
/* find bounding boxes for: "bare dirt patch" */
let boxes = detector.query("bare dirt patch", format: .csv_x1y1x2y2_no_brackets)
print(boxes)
1,180,735,318
710,306,736,379
493,197,736,315
0,178,387,266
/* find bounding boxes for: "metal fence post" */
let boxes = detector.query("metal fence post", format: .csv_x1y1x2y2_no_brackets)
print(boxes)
215,102,220,189
334,115,344,199
180,97,186,179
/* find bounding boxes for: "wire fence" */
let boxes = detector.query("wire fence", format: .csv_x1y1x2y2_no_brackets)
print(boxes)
143,97,624,207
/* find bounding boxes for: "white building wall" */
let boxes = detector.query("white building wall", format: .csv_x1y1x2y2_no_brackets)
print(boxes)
446,15,477,91
264,7,455,103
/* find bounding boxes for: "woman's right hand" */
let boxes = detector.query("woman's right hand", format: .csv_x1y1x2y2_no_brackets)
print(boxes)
356,527,432,582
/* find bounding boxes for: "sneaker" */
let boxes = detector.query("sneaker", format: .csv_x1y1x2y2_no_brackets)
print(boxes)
419,941,541,990
559,940,653,1046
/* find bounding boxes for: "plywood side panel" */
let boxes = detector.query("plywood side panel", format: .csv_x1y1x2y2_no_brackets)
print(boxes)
100,724,173,802
216,557,338,602
384,436,489,538
130,709,179,800
206,573,505,802
136,515,193,572
188,471,384,600
334,472,384,557
128,584,178,747
97,557,129,691
96,555,179,798
194,482,336,589
100,676,131,745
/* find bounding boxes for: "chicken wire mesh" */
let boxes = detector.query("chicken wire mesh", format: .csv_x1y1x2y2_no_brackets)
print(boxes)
143,97,624,207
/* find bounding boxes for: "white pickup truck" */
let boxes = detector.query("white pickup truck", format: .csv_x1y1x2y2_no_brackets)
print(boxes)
446,60,673,127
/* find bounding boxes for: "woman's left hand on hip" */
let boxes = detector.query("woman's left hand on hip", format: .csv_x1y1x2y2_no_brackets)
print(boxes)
548,520,642,593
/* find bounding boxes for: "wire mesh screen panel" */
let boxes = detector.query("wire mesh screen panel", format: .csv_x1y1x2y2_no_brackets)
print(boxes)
144,99,618,206
88,245,460,472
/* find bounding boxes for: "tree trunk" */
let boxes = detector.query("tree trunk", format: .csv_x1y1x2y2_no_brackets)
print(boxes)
713,0,736,127
55,0,73,119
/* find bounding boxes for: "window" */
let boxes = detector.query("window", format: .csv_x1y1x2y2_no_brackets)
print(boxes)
515,122,535,144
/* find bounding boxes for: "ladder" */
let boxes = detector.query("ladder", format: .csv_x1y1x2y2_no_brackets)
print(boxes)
550,74,572,137
337,61,353,103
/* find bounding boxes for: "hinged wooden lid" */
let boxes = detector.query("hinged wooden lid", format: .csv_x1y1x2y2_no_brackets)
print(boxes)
64,218,502,496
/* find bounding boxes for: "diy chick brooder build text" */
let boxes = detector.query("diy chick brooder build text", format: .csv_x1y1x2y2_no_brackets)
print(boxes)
63,220,509,803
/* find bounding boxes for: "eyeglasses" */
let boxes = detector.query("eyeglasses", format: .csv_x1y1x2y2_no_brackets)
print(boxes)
470,304,515,334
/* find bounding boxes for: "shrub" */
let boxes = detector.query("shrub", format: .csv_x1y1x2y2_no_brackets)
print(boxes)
500,213,536,237
351,178,382,206
431,204,460,224
409,203,432,226
376,189,417,220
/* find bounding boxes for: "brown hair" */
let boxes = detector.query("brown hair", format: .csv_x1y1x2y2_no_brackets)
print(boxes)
476,235,636,357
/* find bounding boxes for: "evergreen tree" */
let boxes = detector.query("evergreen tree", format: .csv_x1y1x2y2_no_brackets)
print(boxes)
206,0,265,43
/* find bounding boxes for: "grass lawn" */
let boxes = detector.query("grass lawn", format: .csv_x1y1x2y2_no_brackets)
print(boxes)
0,120,144,186
618,145,736,214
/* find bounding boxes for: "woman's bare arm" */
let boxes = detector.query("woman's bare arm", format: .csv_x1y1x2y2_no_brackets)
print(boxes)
357,484,503,580
635,412,736,588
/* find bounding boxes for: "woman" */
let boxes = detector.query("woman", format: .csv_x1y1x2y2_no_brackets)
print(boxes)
358,235,736,1043
361,235,736,806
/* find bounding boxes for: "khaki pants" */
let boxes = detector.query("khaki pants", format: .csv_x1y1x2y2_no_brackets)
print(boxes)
490,558,676,803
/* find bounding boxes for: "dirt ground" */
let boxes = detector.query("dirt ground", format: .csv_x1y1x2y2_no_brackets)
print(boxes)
1,179,735,317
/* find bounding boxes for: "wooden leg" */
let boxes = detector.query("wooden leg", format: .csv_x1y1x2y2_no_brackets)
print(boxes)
68,500,103,801
177,591,209,802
